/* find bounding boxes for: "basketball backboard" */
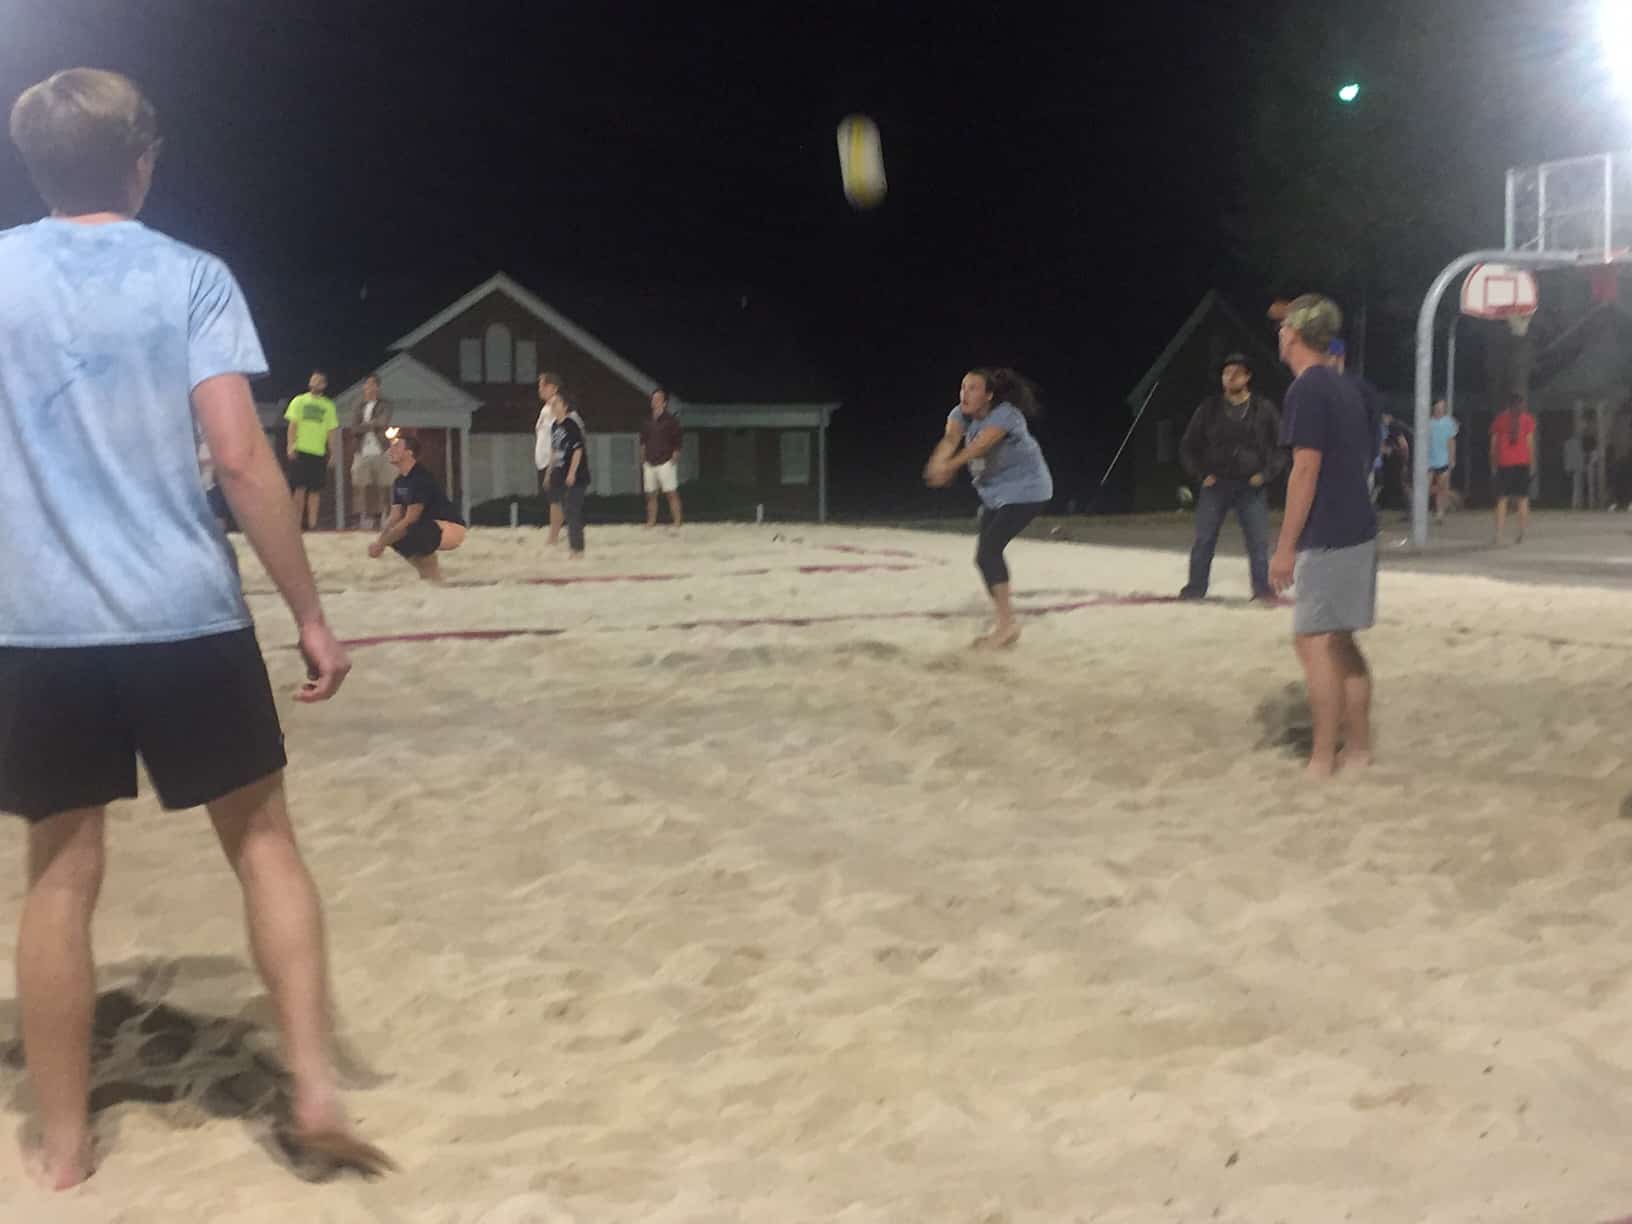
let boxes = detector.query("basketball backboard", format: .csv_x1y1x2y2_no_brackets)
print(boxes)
1506,151,1632,258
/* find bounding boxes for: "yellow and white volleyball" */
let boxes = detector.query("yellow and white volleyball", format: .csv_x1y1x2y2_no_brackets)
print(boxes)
384,426,400,440
836,114,886,209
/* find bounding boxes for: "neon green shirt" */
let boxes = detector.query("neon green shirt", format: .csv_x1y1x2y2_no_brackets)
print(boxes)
285,393,338,456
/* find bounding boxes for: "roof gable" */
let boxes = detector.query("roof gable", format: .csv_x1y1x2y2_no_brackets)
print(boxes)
333,352,483,424
388,272,658,397
1124,291,1282,411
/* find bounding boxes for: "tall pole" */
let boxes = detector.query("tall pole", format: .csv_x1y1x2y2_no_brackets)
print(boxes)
1446,318,1459,489
1414,249,1584,547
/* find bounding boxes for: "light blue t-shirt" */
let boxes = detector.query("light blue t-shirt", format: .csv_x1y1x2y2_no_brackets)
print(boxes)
0,219,268,646
1427,416,1459,469
948,401,1054,509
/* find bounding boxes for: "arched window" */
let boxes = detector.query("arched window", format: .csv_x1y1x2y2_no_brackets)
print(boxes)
484,323,512,384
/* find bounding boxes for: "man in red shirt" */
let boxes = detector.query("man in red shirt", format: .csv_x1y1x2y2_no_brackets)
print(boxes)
1489,393,1538,545
639,387,684,529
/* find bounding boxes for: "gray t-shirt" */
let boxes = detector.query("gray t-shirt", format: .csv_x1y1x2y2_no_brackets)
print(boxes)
948,401,1053,508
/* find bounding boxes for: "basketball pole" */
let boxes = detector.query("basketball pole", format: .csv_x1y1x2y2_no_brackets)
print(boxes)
1412,249,1586,548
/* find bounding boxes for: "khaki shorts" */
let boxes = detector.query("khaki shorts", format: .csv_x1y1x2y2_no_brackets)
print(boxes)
351,451,394,490
643,460,679,494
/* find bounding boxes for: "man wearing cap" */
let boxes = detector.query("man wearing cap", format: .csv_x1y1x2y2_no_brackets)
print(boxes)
1269,295,1379,779
1178,353,1286,601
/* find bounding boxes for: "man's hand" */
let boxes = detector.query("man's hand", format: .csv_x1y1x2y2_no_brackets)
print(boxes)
296,619,350,703
367,540,384,559
1249,473,1265,488
1202,475,1217,487
924,458,954,488
1269,546,1296,594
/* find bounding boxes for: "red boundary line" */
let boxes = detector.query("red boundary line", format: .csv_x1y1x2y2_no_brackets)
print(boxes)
280,592,1186,653
242,561,924,598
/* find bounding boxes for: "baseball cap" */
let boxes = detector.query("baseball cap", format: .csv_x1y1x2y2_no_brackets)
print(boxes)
1281,294,1344,353
1221,352,1251,373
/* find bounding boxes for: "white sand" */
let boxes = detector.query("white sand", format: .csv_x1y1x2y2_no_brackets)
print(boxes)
5,523,1632,1223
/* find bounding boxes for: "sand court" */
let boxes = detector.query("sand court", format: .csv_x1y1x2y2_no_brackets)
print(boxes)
5,522,1632,1221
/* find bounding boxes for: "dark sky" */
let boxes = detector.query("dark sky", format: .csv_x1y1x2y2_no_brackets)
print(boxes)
2,0,1626,507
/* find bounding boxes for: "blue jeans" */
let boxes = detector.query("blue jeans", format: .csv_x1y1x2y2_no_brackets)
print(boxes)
1183,481,1271,599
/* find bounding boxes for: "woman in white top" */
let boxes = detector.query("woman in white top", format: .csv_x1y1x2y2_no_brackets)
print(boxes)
535,372,565,542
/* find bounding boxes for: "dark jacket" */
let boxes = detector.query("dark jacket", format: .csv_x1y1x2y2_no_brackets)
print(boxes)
1180,392,1287,483
350,397,394,448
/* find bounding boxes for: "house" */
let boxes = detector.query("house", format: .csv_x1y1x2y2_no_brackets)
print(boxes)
312,273,840,525
1115,291,1291,512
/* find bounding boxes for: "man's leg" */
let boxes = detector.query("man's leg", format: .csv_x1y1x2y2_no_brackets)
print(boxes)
644,494,658,528
18,805,105,1189
666,489,683,528
207,775,344,1139
1181,483,1226,598
1238,487,1273,599
1293,633,1344,778
1517,495,1530,542
546,497,563,546
566,485,587,555
1494,494,1508,543
1335,631,1372,767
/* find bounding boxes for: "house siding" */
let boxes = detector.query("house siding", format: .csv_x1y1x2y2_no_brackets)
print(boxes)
403,294,650,435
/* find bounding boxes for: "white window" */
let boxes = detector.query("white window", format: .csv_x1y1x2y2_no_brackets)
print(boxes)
484,323,513,384
459,338,482,384
779,431,811,485
514,340,538,385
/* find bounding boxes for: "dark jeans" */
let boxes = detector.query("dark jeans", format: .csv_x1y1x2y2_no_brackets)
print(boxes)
975,501,1046,589
1183,480,1270,598
563,481,587,553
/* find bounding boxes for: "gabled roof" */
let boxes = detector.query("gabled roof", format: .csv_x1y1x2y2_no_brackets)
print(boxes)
333,352,483,423
387,272,659,397
1123,290,1282,412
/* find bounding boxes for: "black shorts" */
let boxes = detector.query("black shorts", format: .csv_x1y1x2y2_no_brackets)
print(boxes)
0,628,287,821
289,451,328,492
1429,466,1449,477
391,516,444,558
1497,465,1532,499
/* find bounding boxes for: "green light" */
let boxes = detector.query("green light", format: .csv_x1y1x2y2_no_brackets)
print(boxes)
1337,82,1361,103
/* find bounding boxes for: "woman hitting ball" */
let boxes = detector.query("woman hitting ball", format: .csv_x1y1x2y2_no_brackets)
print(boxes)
923,368,1054,648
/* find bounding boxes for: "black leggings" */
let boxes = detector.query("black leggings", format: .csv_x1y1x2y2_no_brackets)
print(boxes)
975,501,1045,589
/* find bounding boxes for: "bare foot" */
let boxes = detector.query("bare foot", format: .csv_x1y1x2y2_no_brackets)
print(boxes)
1339,748,1374,770
1305,757,1336,780
972,623,1021,650
282,1126,397,1178
569,551,584,562
285,1093,397,1178
24,1136,94,1191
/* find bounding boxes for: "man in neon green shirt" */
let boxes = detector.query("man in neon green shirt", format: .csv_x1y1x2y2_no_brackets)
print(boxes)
284,370,338,530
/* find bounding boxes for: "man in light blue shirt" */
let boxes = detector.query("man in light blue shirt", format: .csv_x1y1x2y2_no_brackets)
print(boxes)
0,68,387,1186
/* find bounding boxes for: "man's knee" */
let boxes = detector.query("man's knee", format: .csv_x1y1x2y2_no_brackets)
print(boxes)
27,808,107,896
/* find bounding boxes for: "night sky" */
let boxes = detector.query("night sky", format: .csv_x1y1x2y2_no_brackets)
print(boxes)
2,0,1626,510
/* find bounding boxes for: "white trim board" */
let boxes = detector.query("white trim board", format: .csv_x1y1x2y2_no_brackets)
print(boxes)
388,272,660,399
681,403,839,429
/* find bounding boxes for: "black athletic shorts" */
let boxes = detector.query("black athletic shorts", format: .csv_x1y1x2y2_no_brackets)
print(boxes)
289,450,328,492
1498,465,1532,499
391,516,444,559
0,627,287,822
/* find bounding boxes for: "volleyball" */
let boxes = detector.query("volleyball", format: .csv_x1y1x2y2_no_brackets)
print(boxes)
836,114,886,209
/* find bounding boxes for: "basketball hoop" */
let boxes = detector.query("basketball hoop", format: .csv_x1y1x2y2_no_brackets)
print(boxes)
1462,263,1538,341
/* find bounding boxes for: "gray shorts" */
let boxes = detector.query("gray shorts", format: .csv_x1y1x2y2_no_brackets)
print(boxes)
1293,537,1378,635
